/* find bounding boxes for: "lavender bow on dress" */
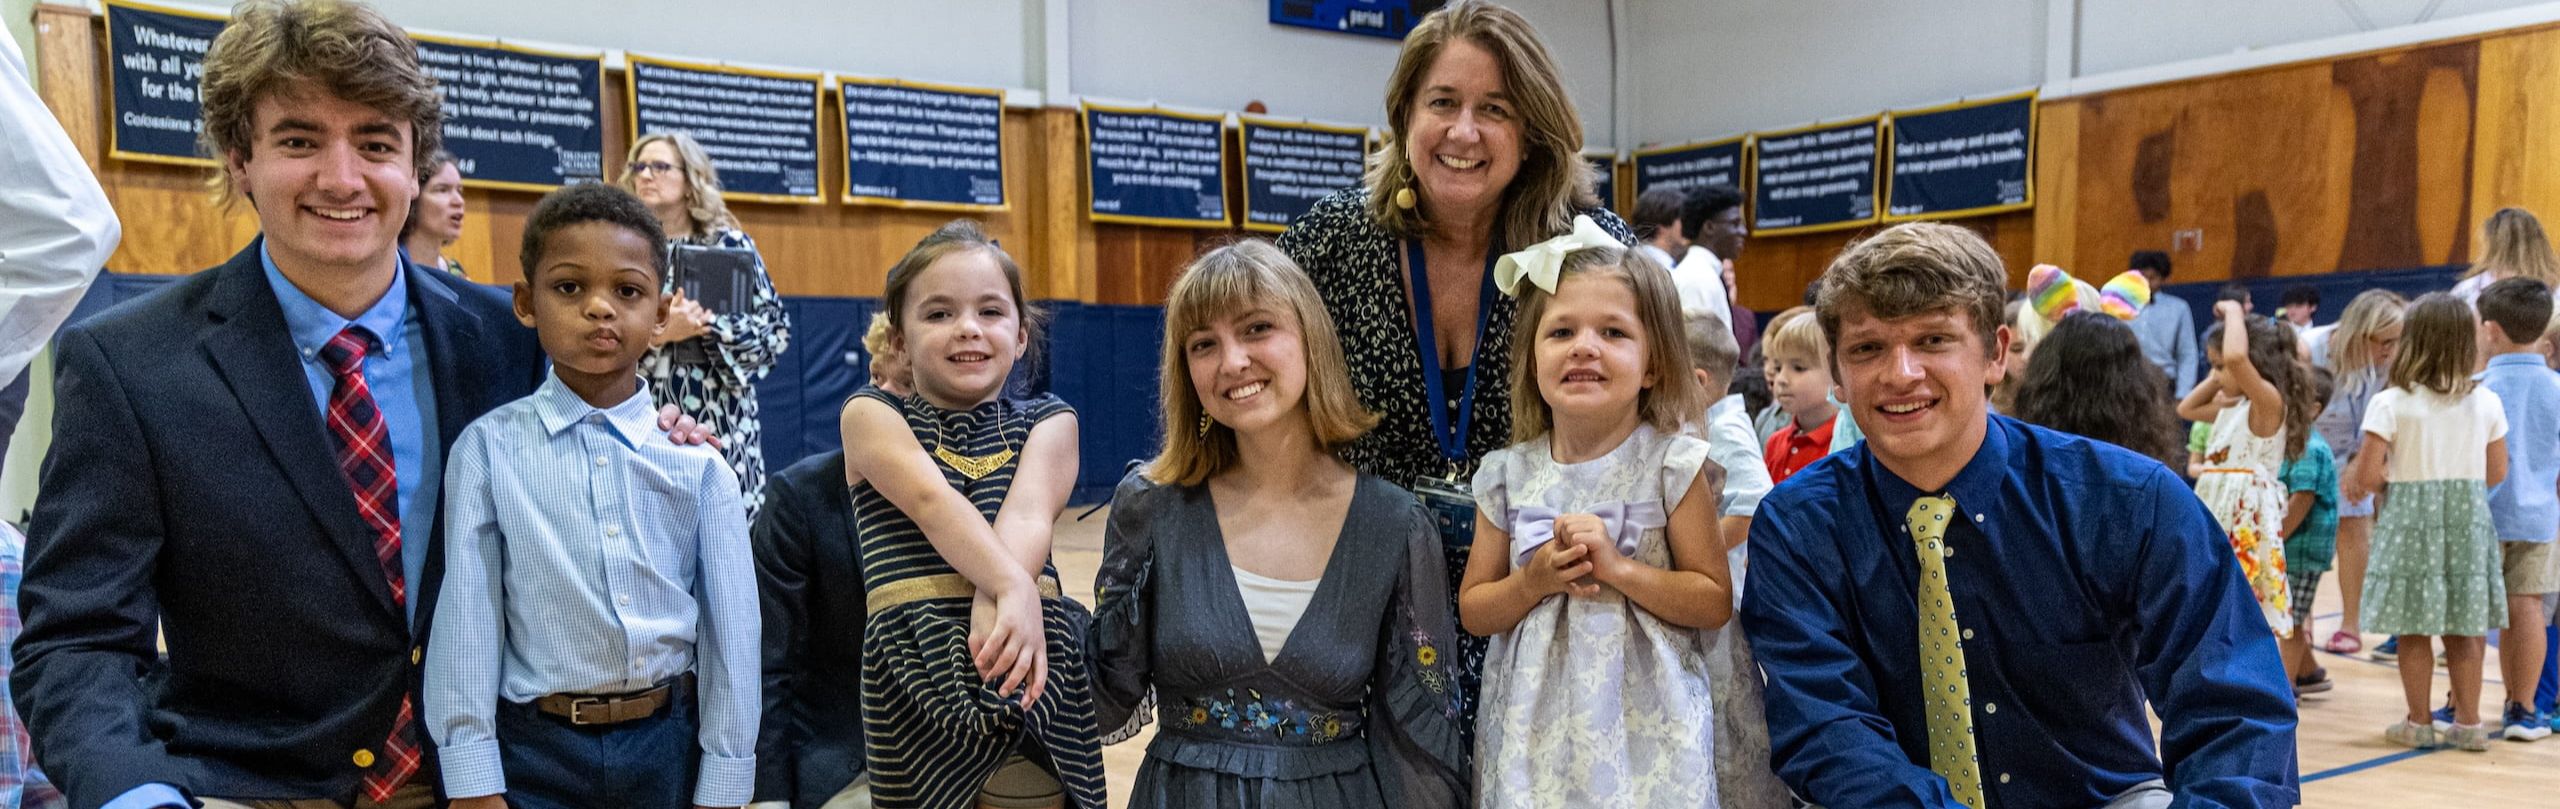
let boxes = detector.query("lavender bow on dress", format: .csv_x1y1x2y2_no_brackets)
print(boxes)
1507,501,1666,566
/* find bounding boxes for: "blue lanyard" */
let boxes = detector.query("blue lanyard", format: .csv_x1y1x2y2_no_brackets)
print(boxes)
1405,238,1499,466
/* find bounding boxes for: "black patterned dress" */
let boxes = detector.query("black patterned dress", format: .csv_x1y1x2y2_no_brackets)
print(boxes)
1275,188,1636,745
848,387,1107,809
646,226,790,518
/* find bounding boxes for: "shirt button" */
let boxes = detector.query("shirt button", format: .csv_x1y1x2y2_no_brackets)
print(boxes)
1985,702,1998,714
593,455,608,467
1999,773,2012,784
1962,629,1974,640
605,525,621,537
617,594,632,607
352,748,375,767
302,347,317,358
588,413,604,424
1973,513,1985,522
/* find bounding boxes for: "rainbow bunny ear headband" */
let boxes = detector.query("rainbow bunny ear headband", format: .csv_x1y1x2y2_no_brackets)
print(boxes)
2027,264,2150,322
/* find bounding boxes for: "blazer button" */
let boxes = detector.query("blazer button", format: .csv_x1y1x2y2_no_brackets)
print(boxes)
412,646,423,665
353,748,376,767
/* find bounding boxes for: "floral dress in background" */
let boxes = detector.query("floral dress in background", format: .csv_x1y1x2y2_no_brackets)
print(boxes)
2194,399,2292,636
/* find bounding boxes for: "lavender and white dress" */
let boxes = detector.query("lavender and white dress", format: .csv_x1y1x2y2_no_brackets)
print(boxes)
1471,423,1722,808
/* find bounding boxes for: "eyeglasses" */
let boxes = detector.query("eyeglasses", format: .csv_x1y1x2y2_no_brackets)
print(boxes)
627,160,679,177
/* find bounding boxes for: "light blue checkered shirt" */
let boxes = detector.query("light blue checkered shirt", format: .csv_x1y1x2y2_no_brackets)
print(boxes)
425,373,758,805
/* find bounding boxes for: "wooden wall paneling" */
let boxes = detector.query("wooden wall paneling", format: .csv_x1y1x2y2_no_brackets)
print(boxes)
1733,211,2036,314
2031,100,2081,272
2329,41,2479,271
2468,26,2560,254
32,4,100,169
1031,107,1098,303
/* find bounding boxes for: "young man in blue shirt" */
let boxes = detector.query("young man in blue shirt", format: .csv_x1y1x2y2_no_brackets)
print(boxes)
1741,222,2298,808
2471,277,2560,741
426,184,759,809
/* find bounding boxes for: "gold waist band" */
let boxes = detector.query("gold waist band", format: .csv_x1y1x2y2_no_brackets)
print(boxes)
867,573,1064,615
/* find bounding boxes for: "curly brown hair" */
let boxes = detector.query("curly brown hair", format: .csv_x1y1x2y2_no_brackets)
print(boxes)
199,0,444,202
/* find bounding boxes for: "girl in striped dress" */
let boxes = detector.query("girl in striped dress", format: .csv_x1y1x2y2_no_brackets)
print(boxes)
835,220,1105,808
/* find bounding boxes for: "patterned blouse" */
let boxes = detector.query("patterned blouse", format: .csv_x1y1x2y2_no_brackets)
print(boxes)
644,226,791,518
1275,188,1638,491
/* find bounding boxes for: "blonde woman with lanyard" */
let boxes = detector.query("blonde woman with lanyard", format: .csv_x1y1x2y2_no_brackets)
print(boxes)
1276,0,1635,741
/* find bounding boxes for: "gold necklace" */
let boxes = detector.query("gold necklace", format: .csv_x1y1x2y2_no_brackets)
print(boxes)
930,401,1015,481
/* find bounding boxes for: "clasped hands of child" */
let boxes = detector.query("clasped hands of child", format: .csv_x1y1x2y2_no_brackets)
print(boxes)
1517,513,1634,598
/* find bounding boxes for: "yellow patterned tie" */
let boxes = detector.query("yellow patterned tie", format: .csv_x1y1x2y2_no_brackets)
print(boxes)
1908,495,1986,808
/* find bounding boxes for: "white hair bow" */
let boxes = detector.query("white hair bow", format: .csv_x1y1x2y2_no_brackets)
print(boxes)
1493,214,1620,297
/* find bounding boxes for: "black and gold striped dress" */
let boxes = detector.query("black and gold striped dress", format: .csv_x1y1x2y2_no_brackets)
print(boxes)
849,387,1107,809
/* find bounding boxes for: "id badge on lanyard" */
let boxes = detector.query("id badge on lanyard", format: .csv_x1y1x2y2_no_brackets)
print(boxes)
1405,238,1498,552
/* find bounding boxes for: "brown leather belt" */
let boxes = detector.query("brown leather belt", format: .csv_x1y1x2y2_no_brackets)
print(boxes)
534,673,692,726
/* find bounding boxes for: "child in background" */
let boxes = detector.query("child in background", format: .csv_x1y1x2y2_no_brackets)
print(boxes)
428,184,761,809
1748,307,1811,444
1680,314,1792,808
2470,277,2560,740
835,220,1106,807
1761,312,1838,484
2278,368,2342,697
2187,386,2241,478
2346,293,2510,752
1684,315,1770,565
2319,290,2407,656
2179,300,2319,637
1459,224,1734,807
863,311,910,396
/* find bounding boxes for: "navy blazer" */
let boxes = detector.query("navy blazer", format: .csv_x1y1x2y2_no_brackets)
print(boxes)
14,240,544,808
752,449,864,808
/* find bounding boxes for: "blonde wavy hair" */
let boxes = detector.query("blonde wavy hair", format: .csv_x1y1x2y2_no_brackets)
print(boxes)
1362,0,1599,250
2465,207,2560,286
621,132,739,240
2326,289,2406,379
1147,240,1377,486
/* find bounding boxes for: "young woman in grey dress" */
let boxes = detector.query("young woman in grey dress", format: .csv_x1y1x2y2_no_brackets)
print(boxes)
1092,241,1467,808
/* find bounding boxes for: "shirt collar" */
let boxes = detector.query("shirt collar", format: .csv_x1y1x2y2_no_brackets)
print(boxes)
1790,414,1837,447
2486,352,2547,371
530,372,658,447
260,239,410,357
1864,412,2014,526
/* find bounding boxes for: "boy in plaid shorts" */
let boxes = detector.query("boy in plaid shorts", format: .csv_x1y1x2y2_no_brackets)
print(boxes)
2280,368,2342,696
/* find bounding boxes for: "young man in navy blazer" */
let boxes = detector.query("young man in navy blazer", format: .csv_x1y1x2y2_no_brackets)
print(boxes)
11,3,544,807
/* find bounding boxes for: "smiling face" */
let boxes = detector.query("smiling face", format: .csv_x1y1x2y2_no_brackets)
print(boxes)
1532,273,1654,429
896,249,1026,409
1703,204,1746,260
413,160,466,245
1833,304,2009,487
227,85,416,279
513,221,667,403
1184,300,1311,440
1403,39,1523,227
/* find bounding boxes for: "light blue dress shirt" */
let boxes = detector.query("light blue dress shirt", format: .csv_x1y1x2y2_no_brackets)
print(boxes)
2479,353,2560,543
261,244,440,620
426,373,758,806
2131,290,2201,398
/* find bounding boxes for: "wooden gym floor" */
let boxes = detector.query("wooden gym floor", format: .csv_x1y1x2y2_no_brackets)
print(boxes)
1048,508,2560,807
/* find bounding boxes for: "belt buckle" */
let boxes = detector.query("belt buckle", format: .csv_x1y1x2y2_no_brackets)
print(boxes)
566,696,611,726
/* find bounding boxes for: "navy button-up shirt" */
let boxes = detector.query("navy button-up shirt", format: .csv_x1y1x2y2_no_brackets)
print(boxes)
1743,415,2298,808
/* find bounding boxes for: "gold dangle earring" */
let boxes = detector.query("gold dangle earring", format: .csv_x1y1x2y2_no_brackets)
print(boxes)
1198,412,1215,437
1394,153,1418,210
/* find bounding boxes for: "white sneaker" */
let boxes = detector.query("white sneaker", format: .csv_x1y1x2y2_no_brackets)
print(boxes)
2386,720,2441,749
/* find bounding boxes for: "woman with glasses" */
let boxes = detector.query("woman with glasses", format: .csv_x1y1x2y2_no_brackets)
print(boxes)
621,131,793,517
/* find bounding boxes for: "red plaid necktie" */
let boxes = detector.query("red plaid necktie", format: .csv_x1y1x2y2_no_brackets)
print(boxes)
319,327,422,801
